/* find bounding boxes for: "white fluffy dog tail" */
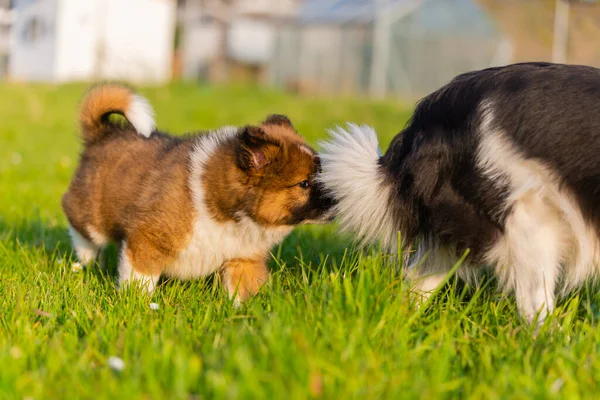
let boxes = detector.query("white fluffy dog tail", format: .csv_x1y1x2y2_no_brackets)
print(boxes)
318,124,399,250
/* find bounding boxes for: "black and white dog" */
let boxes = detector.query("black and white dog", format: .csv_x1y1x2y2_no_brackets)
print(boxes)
319,62,600,324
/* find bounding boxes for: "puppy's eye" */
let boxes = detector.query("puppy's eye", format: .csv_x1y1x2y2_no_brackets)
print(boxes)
298,180,310,189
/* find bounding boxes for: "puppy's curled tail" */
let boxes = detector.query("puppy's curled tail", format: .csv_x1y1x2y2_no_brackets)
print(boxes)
79,83,155,145
318,124,398,250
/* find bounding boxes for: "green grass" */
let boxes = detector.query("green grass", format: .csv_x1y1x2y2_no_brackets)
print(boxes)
1,83,600,399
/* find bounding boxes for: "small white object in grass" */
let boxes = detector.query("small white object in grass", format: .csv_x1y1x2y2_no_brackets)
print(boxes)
149,302,159,310
108,356,125,372
9,346,22,359
11,152,22,165
71,262,83,272
550,378,564,393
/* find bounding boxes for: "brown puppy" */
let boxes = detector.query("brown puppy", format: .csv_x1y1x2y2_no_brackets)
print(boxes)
62,84,334,302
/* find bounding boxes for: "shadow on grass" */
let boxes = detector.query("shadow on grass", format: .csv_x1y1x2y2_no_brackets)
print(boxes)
0,215,118,287
272,224,354,272
0,215,354,281
0,215,71,256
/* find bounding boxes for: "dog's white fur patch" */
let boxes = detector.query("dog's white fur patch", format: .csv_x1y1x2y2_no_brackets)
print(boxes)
318,124,399,250
126,94,156,138
68,224,99,265
407,240,457,295
478,103,600,322
165,127,293,279
87,225,109,247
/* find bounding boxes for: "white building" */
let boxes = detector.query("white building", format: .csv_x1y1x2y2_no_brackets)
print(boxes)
179,0,298,81
10,0,176,83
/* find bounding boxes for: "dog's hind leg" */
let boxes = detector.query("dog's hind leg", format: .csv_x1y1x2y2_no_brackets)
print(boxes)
408,240,458,303
489,192,562,325
68,224,100,265
117,241,161,294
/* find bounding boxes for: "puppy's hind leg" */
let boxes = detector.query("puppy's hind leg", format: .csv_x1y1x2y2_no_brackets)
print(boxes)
68,224,100,265
118,241,161,295
491,193,562,325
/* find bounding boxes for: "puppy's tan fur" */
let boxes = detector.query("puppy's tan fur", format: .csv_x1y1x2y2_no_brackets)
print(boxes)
63,84,333,302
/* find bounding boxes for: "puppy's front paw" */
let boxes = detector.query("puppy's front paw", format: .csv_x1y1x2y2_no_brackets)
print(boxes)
221,258,269,305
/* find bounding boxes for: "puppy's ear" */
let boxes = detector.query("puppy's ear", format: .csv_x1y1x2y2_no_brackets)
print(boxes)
236,125,281,173
263,114,294,130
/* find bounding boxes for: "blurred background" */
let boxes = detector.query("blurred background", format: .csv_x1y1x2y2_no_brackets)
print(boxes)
0,0,599,100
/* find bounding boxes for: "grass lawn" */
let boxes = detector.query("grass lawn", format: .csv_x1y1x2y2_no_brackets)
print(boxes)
1,83,600,399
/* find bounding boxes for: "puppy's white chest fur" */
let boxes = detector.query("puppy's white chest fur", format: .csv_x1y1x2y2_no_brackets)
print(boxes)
165,129,292,279
167,215,292,279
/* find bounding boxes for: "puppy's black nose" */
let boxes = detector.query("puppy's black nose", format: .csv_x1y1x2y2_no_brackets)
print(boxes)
320,192,337,211
311,179,336,209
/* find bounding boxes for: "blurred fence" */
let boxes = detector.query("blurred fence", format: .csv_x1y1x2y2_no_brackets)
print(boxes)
268,0,512,98
269,26,510,98
269,26,371,95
